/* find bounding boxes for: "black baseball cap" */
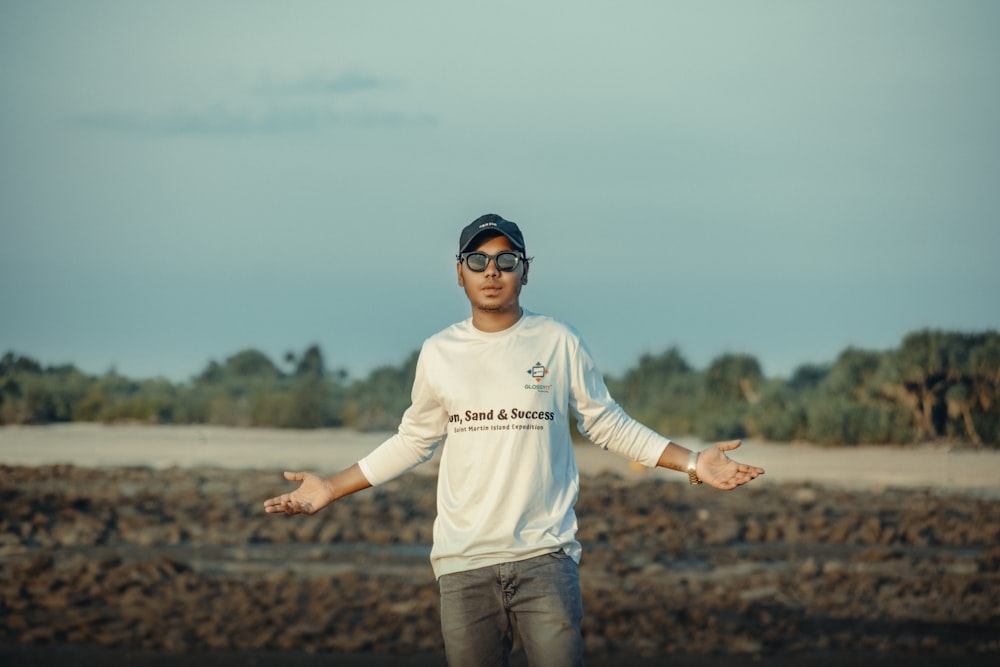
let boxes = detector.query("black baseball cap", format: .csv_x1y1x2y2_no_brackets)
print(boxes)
458,214,526,254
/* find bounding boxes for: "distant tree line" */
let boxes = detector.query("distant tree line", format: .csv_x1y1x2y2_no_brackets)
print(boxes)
0,345,415,433
606,330,999,447
2,329,998,446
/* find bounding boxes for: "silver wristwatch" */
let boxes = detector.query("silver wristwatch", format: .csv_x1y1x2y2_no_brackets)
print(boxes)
687,450,702,485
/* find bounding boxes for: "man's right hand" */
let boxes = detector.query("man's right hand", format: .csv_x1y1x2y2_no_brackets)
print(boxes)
263,471,336,515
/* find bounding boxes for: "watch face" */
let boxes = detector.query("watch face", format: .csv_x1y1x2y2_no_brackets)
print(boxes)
687,453,702,485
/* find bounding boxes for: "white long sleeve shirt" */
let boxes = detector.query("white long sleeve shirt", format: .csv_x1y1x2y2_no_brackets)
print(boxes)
358,311,671,579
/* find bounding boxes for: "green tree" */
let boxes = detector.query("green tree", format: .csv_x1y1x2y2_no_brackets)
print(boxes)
342,351,419,431
703,353,763,406
696,353,763,440
223,349,282,381
285,345,334,428
875,331,993,442
293,344,325,379
967,334,1000,443
609,347,698,435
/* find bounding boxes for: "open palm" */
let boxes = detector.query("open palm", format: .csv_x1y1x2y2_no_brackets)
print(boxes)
697,440,765,490
263,471,335,515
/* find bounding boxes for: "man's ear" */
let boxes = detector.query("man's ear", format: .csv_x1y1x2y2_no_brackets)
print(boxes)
520,262,529,285
457,262,465,287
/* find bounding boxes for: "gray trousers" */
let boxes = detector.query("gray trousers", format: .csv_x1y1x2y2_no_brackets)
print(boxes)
438,550,585,667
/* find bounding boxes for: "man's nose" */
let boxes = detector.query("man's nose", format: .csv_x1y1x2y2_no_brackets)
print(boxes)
483,258,501,275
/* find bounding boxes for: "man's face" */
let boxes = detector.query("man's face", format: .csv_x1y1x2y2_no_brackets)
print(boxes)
456,234,527,317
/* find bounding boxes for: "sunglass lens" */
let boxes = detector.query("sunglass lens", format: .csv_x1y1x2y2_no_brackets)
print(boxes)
496,253,519,271
466,253,488,271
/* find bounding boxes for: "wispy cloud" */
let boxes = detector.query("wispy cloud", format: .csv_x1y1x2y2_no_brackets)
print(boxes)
72,69,434,136
73,105,437,135
254,71,392,96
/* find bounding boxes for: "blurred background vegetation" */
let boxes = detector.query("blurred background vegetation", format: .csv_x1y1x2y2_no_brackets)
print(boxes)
2,329,998,446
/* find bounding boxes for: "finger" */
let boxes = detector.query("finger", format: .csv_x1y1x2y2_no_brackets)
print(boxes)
734,469,763,484
715,440,742,452
283,471,305,481
265,501,288,513
264,494,295,512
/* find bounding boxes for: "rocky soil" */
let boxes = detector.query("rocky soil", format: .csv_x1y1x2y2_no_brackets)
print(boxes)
1,464,999,665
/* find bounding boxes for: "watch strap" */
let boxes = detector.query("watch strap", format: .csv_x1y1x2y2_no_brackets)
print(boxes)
687,450,702,485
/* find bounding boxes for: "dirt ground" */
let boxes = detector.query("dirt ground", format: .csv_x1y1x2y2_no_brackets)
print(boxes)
1,425,998,666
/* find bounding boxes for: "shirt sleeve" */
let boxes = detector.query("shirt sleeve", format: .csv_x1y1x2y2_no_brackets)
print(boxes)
568,332,671,468
358,345,449,486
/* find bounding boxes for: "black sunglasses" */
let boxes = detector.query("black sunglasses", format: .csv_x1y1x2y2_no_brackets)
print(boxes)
457,251,524,272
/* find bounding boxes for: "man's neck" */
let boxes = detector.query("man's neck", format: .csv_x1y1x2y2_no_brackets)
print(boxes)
471,306,523,333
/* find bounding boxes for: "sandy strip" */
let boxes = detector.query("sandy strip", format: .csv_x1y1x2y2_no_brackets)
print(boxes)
1,423,998,496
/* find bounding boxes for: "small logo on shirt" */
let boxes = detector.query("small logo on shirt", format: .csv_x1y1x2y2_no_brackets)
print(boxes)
525,362,552,392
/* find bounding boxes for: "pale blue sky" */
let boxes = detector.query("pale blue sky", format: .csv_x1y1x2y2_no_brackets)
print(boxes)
2,1,998,382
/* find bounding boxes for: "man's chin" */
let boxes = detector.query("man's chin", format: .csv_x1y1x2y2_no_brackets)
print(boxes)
475,301,518,314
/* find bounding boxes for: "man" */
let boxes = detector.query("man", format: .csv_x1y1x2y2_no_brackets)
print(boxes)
264,213,764,666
